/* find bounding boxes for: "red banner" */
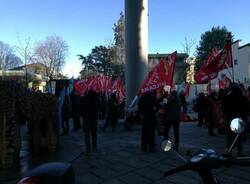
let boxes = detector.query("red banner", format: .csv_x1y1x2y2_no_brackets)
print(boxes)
138,51,177,95
219,75,231,89
207,81,211,94
170,81,177,92
74,75,112,95
112,76,125,102
164,51,177,85
195,33,232,84
195,48,219,84
204,42,232,74
74,76,93,95
185,83,190,97
99,75,112,95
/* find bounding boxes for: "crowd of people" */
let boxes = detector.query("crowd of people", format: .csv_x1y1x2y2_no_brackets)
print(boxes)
59,83,250,156
137,90,183,152
60,90,123,153
137,83,250,155
194,84,250,156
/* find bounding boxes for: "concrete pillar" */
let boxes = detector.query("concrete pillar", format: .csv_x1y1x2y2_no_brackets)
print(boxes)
125,0,148,106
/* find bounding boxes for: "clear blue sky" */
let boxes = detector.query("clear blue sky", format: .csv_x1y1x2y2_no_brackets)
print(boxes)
0,0,249,77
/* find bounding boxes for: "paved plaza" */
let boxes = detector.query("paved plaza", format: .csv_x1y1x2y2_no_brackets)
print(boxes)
1,120,250,184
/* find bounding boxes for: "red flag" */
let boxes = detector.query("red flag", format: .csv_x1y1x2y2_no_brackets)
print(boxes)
138,51,177,95
104,76,112,95
164,51,177,85
195,48,219,84
112,76,121,92
99,75,105,92
218,79,225,89
195,33,233,84
170,81,177,92
74,76,93,95
118,84,125,103
112,76,125,103
185,83,190,97
219,75,231,89
138,60,166,95
204,42,232,74
224,76,231,88
207,81,211,94
200,33,232,81
88,76,102,92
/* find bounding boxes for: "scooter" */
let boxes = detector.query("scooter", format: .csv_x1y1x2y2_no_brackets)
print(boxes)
161,118,250,184
17,162,75,184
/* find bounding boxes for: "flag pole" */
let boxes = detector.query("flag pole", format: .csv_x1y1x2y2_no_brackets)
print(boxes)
224,62,234,81
228,32,235,82
171,51,177,87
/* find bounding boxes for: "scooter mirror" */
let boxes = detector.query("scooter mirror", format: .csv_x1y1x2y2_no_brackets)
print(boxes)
161,140,172,152
230,118,245,134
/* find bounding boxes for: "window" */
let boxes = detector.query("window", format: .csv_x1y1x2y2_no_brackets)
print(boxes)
234,59,238,65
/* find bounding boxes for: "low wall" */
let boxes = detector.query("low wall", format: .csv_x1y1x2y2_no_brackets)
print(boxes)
0,81,58,170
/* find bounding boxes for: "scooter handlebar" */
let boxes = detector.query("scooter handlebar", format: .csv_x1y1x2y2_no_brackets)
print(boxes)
229,157,250,167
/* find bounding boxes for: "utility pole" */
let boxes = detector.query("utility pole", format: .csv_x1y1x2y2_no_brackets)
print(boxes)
125,0,148,106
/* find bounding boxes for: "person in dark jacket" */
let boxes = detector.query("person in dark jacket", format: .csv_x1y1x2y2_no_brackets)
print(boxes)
222,84,250,156
138,93,157,152
102,93,119,132
163,91,181,151
82,90,99,153
216,89,226,134
195,93,209,127
207,92,218,136
70,90,81,131
61,95,72,135
179,91,187,114
179,91,188,122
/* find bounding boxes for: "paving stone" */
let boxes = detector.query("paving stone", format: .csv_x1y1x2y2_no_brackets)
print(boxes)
150,161,180,173
218,174,250,184
120,157,149,168
136,166,163,180
91,167,120,180
139,153,166,164
119,173,152,184
103,154,126,163
153,178,175,184
108,163,135,174
102,179,126,184
86,158,111,168
221,167,250,181
75,172,103,184
3,121,250,184
73,162,91,174
116,150,136,157
166,174,200,184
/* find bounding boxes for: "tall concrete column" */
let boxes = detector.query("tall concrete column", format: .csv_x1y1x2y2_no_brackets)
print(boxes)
125,0,148,106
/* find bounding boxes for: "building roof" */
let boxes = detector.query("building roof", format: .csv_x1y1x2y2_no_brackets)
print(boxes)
239,43,250,49
10,63,46,70
148,53,188,59
232,39,241,44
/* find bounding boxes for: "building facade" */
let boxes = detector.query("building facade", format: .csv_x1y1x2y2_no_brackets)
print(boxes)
232,40,250,84
148,53,189,84
0,63,48,91
211,40,250,88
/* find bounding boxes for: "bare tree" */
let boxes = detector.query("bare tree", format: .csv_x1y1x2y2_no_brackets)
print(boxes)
182,38,196,84
15,36,35,85
16,36,34,65
5,54,23,69
35,35,69,79
0,41,13,70
181,37,196,56
113,12,125,64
